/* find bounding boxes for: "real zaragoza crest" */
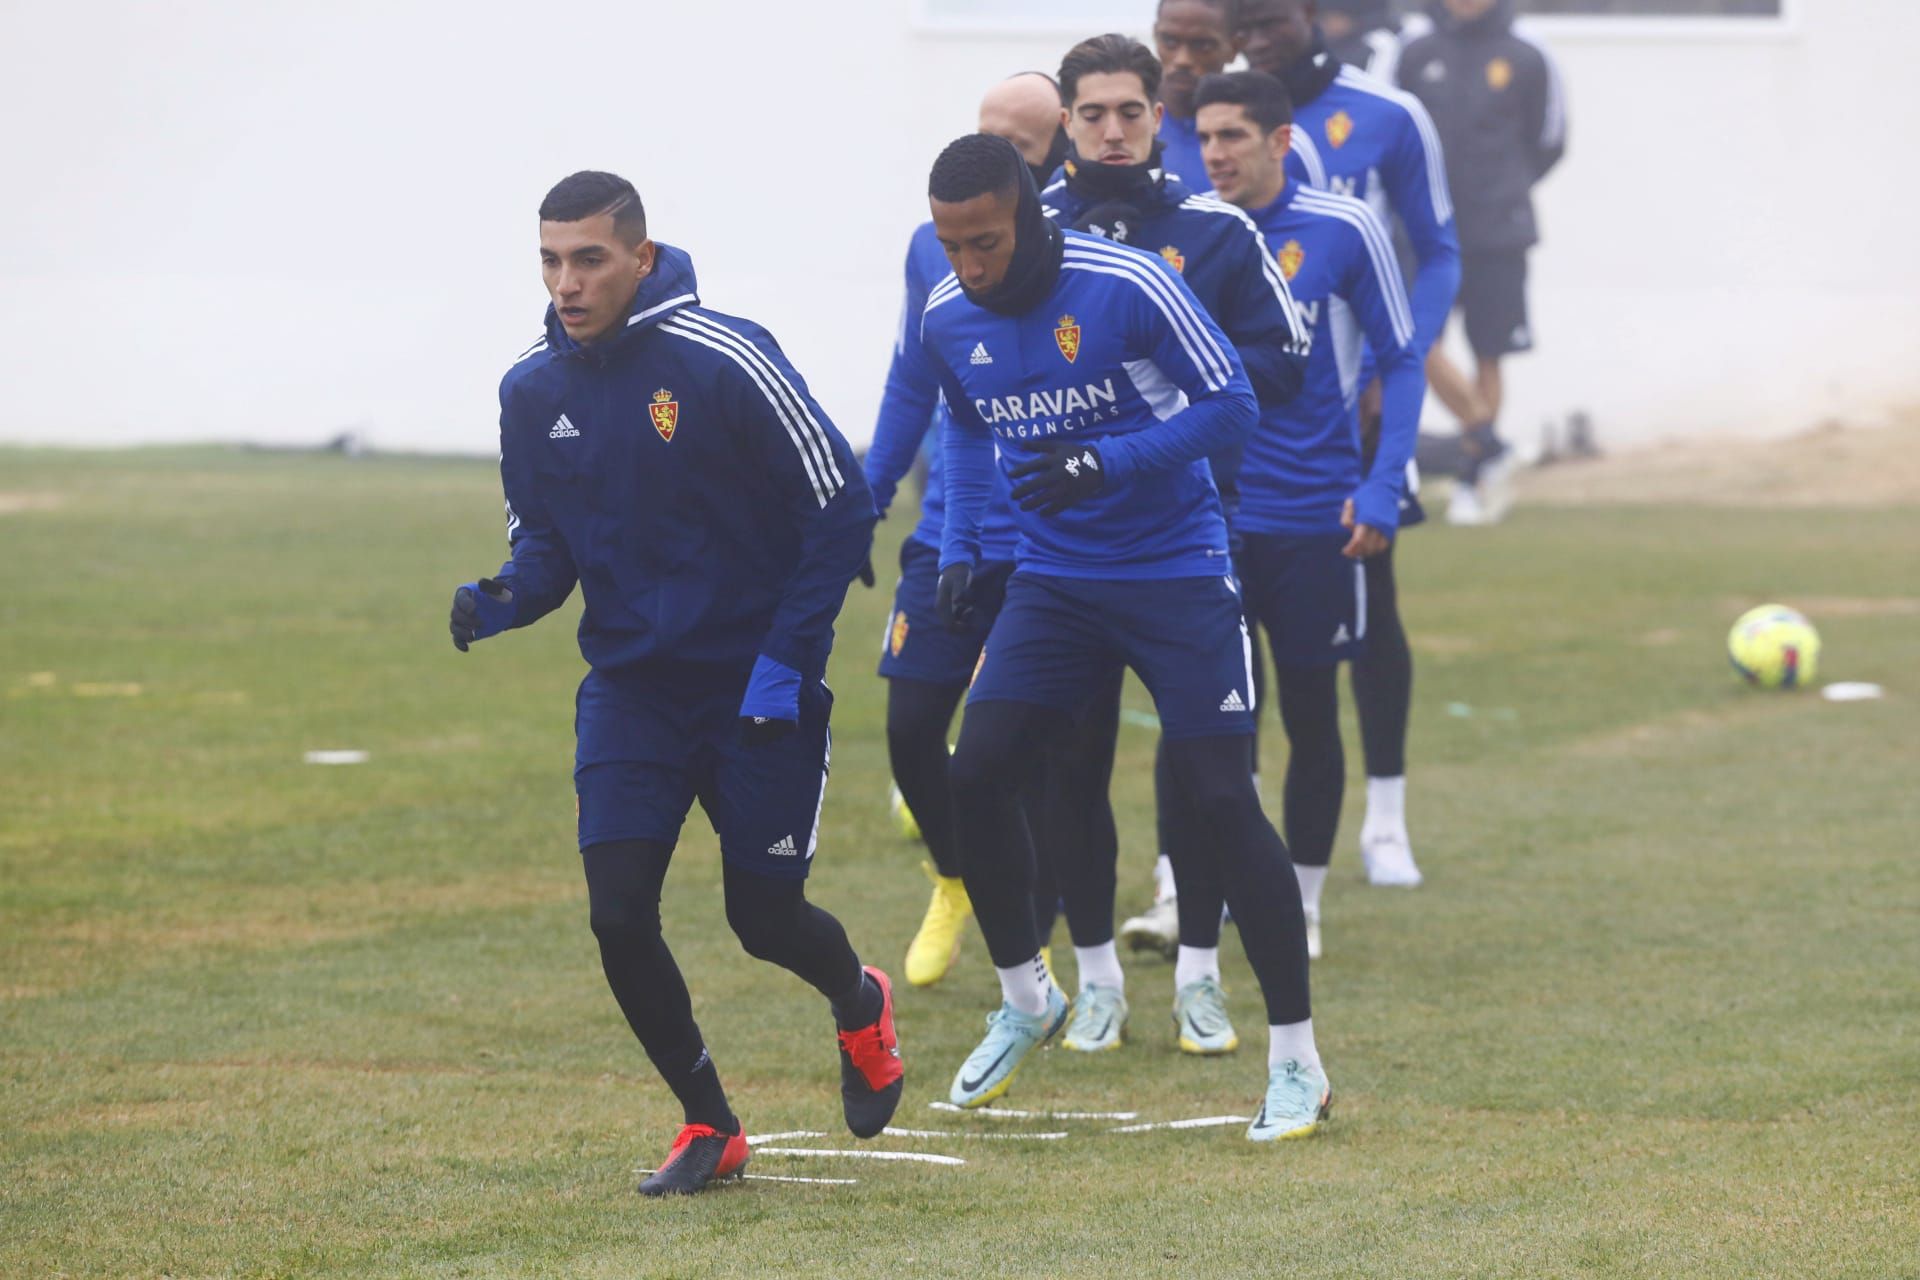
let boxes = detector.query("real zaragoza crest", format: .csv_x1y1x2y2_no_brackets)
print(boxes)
649,389,679,442
1054,315,1081,363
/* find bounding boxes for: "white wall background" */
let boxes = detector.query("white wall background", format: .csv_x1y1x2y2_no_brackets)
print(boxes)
1,1,1916,456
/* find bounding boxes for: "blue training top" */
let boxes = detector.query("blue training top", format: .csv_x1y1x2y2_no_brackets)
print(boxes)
921,230,1257,581
1286,64,1461,354
1236,182,1425,537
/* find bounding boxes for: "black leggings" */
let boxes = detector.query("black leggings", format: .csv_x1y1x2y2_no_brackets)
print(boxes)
1038,669,1124,948
582,839,862,1127
1351,545,1412,779
953,702,1310,1025
885,678,968,877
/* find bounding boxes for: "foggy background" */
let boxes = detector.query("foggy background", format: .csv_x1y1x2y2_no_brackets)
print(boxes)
2,0,1915,457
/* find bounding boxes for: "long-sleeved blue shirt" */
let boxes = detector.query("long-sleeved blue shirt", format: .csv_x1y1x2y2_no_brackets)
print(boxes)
922,230,1258,581
491,243,875,686
1237,182,1425,538
1286,64,1461,354
862,221,1020,563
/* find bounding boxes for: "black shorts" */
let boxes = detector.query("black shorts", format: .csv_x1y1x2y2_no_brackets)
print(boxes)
1458,249,1532,359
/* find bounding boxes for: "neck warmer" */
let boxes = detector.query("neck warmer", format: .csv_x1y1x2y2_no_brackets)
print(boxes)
1281,31,1341,108
1063,140,1166,205
1029,126,1071,189
962,158,1065,317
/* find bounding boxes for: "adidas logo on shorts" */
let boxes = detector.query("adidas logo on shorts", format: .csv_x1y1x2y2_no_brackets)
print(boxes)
549,413,580,439
969,341,993,365
767,834,798,857
1219,689,1246,712
1332,623,1351,645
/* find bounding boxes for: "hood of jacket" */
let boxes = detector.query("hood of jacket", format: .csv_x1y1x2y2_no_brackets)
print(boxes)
542,241,701,358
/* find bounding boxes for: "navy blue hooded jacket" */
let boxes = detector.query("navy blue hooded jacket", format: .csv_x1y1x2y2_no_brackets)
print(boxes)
489,244,875,711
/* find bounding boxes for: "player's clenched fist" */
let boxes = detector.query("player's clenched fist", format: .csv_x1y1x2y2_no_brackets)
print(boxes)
1008,441,1106,516
449,577,514,651
935,562,975,632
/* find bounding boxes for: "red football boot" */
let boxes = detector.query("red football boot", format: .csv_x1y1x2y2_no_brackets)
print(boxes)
638,1123,749,1197
837,965,905,1138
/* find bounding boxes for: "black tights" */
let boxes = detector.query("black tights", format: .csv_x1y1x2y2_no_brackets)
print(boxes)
890,676,1060,936
885,678,967,877
1039,670,1124,948
1351,545,1412,779
582,839,863,1130
953,702,1309,1025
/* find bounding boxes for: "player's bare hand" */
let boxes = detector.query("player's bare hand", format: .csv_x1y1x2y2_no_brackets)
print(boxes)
1342,522,1389,559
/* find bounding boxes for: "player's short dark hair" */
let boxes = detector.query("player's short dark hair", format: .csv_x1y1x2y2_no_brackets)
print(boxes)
929,133,1025,203
538,171,648,245
1193,70,1294,132
1058,33,1163,106
1156,0,1240,25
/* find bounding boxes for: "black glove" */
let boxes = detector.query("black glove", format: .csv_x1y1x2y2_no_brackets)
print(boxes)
1009,442,1106,516
856,554,875,588
936,562,975,633
450,577,514,652
740,716,796,745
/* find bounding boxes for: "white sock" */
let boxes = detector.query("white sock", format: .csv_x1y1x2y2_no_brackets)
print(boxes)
1153,854,1176,902
995,953,1052,1017
1294,863,1327,915
1268,1017,1321,1072
1174,945,1219,992
1074,942,1124,995
1365,776,1406,830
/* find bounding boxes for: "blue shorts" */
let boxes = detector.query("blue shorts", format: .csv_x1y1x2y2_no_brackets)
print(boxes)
1239,531,1367,668
876,537,1013,685
967,572,1255,740
573,665,832,879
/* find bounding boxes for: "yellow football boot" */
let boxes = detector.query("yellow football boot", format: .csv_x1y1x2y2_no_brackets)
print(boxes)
905,861,973,987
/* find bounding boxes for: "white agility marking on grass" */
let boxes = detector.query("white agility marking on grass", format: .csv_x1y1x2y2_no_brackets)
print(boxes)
746,1130,826,1145
882,1127,1068,1141
304,750,370,765
27,672,55,687
929,1101,1138,1120
1822,682,1885,702
755,1147,964,1166
1108,1115,1250,1134
742,1174,857,1186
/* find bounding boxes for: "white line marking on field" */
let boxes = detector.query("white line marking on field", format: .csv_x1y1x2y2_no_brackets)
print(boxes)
747,1130,826,1145
742,1174,857,1186
1108,1115,1250,1134
929,1101,1138,1120
756,1146,965,1167
73,682,143,698
882,1126,1068,1141
1822,682,1885,702
304,749,369,765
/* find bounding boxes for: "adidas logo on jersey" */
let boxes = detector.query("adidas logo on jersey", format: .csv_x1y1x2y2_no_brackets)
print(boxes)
549,413,580,439
1219,689,1246,712
969,341,994,365
1332,623,1351,645
767,834,798,857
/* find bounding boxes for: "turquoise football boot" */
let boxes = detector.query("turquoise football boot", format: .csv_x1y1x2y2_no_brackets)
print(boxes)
1246,1059,1332,1142
948,985,1069,1108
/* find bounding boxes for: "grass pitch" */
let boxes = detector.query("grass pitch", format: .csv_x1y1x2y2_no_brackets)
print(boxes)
2,447,1916,1278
